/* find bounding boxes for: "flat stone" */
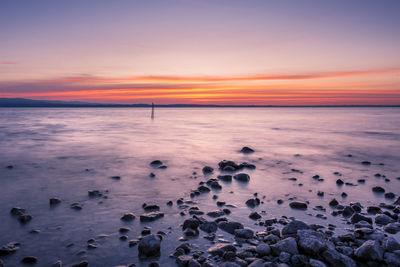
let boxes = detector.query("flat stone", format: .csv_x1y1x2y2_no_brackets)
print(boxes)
140,212,164,222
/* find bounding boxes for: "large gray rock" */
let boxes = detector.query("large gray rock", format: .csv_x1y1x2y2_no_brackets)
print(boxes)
282,220,310,236
297,230,327,255
354,240,384,261
309,259,327,267
234,228,254,239
138,235,161,258
256,243,271,256
375,214,395,225
271,237,299,255
384,237,400,252
207,243,236,256
322,248,356,267
384,251,400,267
218,221,243,234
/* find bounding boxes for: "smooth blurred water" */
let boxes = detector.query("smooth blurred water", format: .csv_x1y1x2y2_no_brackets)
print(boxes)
0,107,399,266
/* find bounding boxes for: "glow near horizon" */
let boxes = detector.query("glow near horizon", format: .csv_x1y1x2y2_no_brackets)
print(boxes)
0,0,399,105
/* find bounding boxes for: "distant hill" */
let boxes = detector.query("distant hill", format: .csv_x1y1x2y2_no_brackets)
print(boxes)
0,98,398,107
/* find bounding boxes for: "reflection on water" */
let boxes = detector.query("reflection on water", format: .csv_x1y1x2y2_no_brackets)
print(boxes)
0,107,399,266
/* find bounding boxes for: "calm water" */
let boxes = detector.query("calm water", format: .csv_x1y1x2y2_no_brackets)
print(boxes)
0,107,399,266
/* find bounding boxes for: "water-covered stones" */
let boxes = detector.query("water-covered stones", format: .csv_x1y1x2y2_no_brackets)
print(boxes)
202,166,214,175
138,234,161,258
140,212,164,222
49,197,61,205
218,221,243,234
240,146,254,154
121,212,136,222
233,173,250,182
0,242,20,255
289,202,308,210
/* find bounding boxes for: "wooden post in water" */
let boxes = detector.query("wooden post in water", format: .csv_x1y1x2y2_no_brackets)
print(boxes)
151,102,154,119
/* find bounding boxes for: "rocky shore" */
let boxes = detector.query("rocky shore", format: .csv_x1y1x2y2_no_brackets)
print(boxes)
1,147,400,267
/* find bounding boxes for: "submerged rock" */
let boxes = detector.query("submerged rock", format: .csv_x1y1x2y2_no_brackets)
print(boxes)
140,212,164,222
49,198,61,205
202,166,214,175
240,146,255,154
121,212,136,221
21,256,37,264
218,221,243,234
0,242,20,255
233,173,250,182
138,234,161,258
150,160,163,167
289,202,308,210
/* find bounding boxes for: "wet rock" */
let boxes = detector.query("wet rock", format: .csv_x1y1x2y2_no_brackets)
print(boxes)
70,203,82,210
289,202,307,210
385,192,396,199
372,186,385,193
49,198,61,205
350,213,372,224
218,175,232,182
0,242,20,255
317,191,324,197
282,220,310,236
199,221,217,233
140,212,164,222
336,179,344,185
18,214,32,224
354,240,383,261
384,222,400,234
110,176,121,180
142,203,160,212
197,185,210,193
150,160,163,167
256,243,271,256
207,243,236,256
361,161,371,165
297,230,327,255
138,234,161,258
71,261,88,267
384,252,400,266
367,206,382,214
88,190,103,198
166,201,173,206
277,199,284,204
309,259,327,267
10,207,25,216
384,237,400,252
342,206,354,217
246,198,260,207
375,214,395,225
357,179,365,184
218,221,243,234
322,248,356,267
249,211,261,220
21,256,37,264
202,166,214,175
121,212,136,221
176,255,193,266
233,173,250,182
234,228,254,239
119,227,130,233
329,199,339,207
183,218,200,230
271,237,298,255
207,210,225,218
149,172,155,178
6,165,13,169
240,146,254,154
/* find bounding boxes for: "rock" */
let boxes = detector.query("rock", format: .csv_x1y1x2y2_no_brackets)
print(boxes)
176,255,193,266
361,161,371,165
219,262,241,267
71,261,88,267
49,198,61,205
350,213,372,224
21,256,37,264
140,212,164,222
329,199,339,207
138,235,161,258
246,198,260,207
256,243,271,256
207,243,236,256
309,259,327,267
206,210,225,218
199,221,217,233
282,220,310,236
183,218,200,230
119,227,130,233
197,185,210,193
384,237,400,252
385,223,400,234
372,186,385,193
375,214,395,225
384,252,400,266
110,176,121,180
149,172,155,178
150,160,163,167
10,207,25,216
234,228,254,239
240,146,254,154
0,242,20,255
218,221,243,234
279,251,291,262
88,190,102,198
297,230,327,255
322,248,356,267
385,192,396,199
6,165,13,169
354,240,383,261
121,212,136,221
249,211,261,220
202,166,214,175
271,237,299,255
218,175,232,182
142,203,160,211
342,206,354,217
289,202,307,210
70,203,82,210
367,206,382,214
18,214,32,224
336,179,344,185
233,173,250,182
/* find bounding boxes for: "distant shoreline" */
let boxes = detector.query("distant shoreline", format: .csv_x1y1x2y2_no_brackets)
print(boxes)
0,98,399,108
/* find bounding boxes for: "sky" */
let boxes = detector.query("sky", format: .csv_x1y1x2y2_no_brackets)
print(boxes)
0,0,399,105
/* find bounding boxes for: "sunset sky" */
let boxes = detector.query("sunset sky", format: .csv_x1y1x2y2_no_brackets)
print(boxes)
1,0,399,105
